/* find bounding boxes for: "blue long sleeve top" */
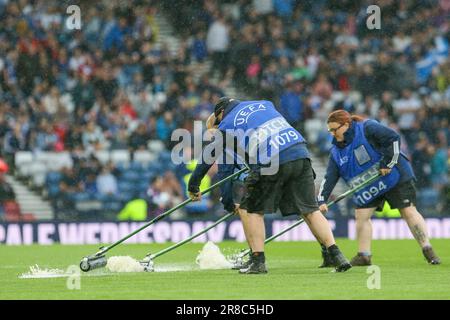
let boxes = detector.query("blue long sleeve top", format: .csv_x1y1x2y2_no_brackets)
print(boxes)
317,120,415,205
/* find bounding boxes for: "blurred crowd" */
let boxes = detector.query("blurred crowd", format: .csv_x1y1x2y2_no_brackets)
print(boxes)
0,0,449,219
0,0,226,219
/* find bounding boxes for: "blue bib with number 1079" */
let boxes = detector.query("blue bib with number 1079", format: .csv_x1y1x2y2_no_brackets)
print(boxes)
330,121,400,206
218,100,305,165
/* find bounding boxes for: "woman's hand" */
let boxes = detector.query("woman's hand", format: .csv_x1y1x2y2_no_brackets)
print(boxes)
319,204,328,214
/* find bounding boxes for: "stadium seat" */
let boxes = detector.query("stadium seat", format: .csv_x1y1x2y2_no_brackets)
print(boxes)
15,151,33,167
50,152,73,170
115,162,128,173
304,119,324,145
148,140,166,154
118,191,136,202
118,181,135,193
349,91,362,104
158,150,172,163
141,169,155,179
122,170,141,183
35,152,51,165
15,151,34,177
32,172,47,188
28,161,47,179
46,171,62,184
137,181,149,192
147,162,164,174
102,200,123,212
331,91,345,102
129,161,144,172
133,150,157,166
138,191,148,199
111,150,131,165
417,188,440,214
95,150,111,164
20,213,36,222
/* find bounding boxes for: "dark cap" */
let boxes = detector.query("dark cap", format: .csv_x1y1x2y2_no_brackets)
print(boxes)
213,97,239,125
214,97,235,117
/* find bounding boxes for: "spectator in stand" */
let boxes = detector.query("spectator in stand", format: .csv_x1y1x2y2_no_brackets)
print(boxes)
3,124,27,158
83,173,98,195
96,165,119,196
191,30,208,63
72,73,96,111
129,122,151,153
411,134,433,189
430,131,449,208
312,74,333,101
206,14,229,79
59,167,84,204
146,175,173,216
32,120,58,152
393,89,422,147
156,111,176,148
0,160,15,221
279,80,304,133
82,120,108,152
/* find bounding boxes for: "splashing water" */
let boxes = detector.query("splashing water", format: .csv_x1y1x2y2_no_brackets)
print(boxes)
19,265,67,278
106,256,145,272
196,241,233,269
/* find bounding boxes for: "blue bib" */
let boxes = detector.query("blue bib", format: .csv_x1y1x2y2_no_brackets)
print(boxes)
331,121,400,206
218,100,305,165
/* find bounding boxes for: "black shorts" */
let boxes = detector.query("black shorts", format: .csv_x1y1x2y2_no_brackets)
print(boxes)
239,158,319,216
357,179,417,210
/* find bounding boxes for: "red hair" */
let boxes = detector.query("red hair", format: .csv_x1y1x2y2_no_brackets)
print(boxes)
327,110,365,125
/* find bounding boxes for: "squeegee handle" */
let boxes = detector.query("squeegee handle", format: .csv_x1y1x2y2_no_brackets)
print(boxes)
326,173,381,207
150,212,235,260
95,167,248,256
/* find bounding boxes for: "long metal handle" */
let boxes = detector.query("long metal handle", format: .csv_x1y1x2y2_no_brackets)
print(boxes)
326,173,381,207
94,167,248,256
149,212,235,260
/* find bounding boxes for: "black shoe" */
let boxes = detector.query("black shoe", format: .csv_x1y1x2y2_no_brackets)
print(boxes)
232,256,252,270
334,256,352,272
239,261,268,274
422,247,441,265
328,246,352,272
319,249,335,268
350,253,372,266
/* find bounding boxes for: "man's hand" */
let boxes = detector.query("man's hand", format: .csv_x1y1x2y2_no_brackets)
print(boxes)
319,204,328,214
188,191,202,201
380,168,391,176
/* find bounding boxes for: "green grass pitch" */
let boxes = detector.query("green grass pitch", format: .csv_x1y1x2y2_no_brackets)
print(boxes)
1,239,449,299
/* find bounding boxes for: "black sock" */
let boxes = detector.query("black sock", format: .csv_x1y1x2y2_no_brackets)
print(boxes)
327,244,340,255
252,252,265,263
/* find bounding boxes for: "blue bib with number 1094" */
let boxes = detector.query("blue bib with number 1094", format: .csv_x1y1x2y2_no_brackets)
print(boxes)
218,100,305,165
330,121,400,206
